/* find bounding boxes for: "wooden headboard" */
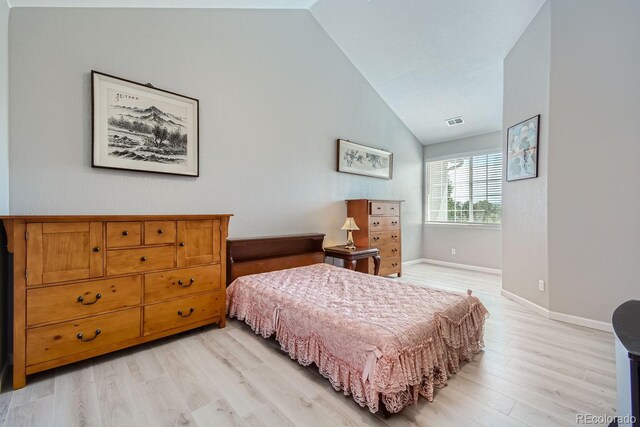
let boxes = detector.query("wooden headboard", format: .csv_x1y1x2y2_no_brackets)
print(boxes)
226,233,325,286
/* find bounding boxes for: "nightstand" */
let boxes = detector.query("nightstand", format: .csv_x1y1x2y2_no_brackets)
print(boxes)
324,246,381,275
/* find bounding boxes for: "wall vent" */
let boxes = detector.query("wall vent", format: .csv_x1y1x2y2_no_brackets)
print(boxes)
445,116,464,126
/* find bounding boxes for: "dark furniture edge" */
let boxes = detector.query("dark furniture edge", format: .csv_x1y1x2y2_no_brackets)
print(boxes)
612,299,640,362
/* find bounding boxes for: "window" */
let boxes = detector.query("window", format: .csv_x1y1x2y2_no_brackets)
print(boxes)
426,152,502,224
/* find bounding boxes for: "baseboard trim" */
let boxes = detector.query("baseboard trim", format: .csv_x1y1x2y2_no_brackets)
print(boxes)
548,311,612,333
500,289,550,318
402,258,428,267
500,289,612,332
420,258,502,275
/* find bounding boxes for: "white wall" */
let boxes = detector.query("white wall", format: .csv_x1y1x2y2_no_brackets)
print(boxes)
423,131,502,270
0,0,8,214
503,0,640,324
0,0,7,384
422,224,502,270
502,1,550,308
547,0,640,323
8,8,424,260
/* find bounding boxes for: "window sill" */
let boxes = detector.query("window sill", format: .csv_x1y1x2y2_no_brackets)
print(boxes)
424,222,501,230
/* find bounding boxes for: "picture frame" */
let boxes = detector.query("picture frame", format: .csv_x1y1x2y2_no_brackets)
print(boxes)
506,114,540,182
336,139,393,180
92,70,199,177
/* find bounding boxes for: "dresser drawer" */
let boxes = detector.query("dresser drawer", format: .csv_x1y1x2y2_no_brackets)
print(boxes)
27,276,142,326
144,221,176,245
107,222,142,248
385,217,400,230
145,265,221,303
143,293,220,336
386,203,400,216
379,243,401,260
369,216,400,231
375,257,401,276
370,202,400,216
26,308,141,366
370,230,401,245
106,246,175,276
370,202,388,216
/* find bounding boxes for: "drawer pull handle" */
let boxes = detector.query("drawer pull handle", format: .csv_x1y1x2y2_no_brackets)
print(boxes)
140,256,148,262
157,229,164,234
177,278,195,288
377,207,382,210
178,307,195,318
77,329,101,342
77,293,102,305
179,242,185,247
122,230,129,236
93,247,101,253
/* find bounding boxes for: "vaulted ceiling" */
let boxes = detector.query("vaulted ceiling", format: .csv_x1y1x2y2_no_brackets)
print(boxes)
310,0,545,144
8,0,544,144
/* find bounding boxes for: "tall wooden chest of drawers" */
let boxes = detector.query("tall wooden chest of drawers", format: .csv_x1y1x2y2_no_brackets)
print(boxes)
1,214,231,389
346,199,403,277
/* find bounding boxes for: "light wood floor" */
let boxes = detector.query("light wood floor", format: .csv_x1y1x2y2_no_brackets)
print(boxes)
0,263,616,427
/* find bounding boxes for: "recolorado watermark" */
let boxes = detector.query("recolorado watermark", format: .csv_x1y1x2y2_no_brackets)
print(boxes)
576,414,636,425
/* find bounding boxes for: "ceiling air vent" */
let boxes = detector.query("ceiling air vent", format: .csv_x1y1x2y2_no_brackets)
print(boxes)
445,116,464,126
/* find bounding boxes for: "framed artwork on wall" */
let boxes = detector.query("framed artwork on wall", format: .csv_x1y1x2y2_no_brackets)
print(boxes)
506,114,540,181
337,139,393,180
92,70,199,177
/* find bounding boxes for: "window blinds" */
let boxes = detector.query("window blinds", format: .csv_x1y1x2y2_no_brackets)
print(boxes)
427,152,502,224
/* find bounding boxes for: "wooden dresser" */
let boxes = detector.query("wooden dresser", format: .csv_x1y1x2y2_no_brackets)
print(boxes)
0,214,231,389
346,199,403,277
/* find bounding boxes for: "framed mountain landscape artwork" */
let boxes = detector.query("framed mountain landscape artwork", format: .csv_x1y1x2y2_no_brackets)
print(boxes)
506,114,540,181
337,139,393,179
92,71,199,176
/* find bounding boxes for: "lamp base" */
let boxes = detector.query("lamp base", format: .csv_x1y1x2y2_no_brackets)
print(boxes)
344,230,356,251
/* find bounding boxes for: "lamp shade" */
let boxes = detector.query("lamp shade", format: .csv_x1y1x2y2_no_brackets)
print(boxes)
341,217,360,231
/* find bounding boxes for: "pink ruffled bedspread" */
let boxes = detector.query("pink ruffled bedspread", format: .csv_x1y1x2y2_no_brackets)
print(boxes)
226,263,488,414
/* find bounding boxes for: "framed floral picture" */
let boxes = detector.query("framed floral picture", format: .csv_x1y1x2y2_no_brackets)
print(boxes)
92,71,199,177
337,139,393,180
506,115,540,181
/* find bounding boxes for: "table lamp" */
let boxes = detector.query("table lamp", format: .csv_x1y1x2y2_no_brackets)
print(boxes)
341,217,359,250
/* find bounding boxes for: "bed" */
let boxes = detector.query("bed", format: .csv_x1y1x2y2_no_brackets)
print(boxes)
226,234,488,414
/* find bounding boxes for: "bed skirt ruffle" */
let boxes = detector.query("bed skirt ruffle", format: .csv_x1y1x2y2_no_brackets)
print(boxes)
227,294,488,414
